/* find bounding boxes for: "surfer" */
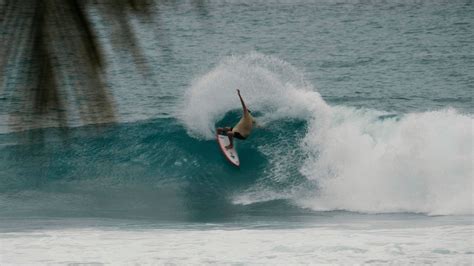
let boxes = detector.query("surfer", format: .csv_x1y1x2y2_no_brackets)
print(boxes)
217,89,255,149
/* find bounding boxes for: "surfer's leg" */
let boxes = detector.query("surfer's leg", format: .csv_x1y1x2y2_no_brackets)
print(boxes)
226,131,234,149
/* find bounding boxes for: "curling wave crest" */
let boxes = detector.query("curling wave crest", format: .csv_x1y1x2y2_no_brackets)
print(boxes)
181,53,473,215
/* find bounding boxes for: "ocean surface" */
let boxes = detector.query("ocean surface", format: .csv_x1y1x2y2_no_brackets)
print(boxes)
1,0,473,264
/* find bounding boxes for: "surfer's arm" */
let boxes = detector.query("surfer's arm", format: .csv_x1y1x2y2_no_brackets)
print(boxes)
237,89,248,113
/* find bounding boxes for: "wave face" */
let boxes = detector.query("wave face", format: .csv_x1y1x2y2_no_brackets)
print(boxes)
181,53,473,216
0,53,472,219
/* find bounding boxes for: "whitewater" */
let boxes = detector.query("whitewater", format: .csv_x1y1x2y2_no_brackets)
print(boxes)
181,53,473,216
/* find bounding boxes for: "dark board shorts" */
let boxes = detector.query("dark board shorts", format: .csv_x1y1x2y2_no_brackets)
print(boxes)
230,128,247,140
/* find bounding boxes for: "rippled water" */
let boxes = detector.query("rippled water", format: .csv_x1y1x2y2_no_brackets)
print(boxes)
102,0,472,118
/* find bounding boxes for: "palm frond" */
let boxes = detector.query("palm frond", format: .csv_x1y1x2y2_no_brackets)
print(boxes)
0,0,152,131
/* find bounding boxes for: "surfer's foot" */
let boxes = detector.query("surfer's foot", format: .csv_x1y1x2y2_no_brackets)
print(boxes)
225,144,233,149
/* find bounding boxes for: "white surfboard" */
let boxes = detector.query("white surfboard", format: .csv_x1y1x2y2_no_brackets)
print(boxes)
216,133,240,167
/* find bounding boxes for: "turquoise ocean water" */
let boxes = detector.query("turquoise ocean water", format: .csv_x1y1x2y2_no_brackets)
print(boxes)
1,1,473,264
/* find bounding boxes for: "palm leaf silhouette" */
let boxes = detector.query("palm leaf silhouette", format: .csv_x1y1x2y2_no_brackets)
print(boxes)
1,0,152,131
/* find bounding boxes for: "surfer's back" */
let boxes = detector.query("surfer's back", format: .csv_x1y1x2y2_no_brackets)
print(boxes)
233,111,254,137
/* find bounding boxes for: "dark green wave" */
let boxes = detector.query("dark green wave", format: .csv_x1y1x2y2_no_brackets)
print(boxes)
0,114,312,221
